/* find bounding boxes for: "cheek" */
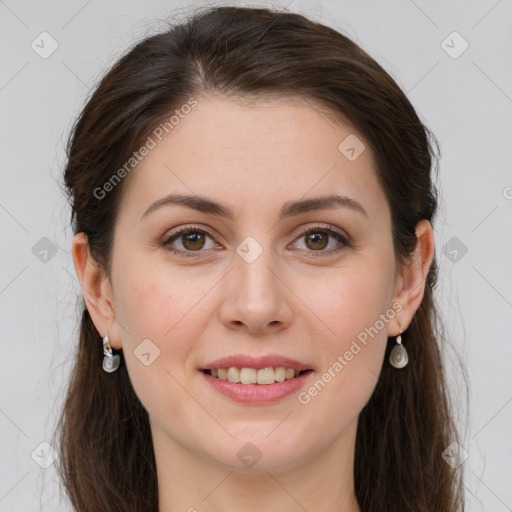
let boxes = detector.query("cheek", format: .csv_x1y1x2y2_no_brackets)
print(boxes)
312,262,393,340
114,258,209,342
303,261,394,394
112,263,215,406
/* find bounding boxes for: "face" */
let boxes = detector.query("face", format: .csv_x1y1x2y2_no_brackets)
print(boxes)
106,95,402,472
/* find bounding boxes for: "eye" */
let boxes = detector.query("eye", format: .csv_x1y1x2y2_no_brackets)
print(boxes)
162,223,351,258
162,224,218,257
290,224,351,256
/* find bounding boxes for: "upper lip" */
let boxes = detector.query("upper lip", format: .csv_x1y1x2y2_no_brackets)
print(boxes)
201,354,313,372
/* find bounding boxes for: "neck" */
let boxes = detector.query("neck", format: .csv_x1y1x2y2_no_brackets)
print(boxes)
154,418,362,512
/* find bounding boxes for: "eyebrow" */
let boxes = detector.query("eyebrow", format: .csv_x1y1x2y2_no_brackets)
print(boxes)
140,193,368,221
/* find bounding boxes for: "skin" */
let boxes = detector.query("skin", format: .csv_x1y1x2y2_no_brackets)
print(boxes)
72,94,435,512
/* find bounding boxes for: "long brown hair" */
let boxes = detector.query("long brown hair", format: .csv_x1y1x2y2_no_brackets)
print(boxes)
54,5,468,511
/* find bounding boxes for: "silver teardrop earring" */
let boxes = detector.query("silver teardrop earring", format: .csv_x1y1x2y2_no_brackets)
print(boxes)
389,320,408,369
102,333,120,373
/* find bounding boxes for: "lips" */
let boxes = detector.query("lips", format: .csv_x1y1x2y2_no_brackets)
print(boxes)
201,366,314,404
200,354,314,388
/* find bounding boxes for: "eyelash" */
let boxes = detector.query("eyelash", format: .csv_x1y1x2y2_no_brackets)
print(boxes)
162,223,351,258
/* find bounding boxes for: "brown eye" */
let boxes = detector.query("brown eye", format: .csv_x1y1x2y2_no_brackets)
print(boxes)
163,226,217,257
292,225,350,256
304,231,329,250
163,223,350,258
180,231,207,251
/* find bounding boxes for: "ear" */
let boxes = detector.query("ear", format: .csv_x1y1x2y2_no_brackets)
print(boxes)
71,232,122,349
388,219,435,336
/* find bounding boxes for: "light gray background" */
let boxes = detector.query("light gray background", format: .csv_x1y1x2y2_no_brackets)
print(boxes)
1,0,511,510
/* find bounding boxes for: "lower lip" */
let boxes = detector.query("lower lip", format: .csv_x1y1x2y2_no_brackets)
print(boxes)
201,370,313,404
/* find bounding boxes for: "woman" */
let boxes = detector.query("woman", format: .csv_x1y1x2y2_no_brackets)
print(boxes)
54,5,466,511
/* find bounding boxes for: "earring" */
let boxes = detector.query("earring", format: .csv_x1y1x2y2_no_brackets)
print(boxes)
102,333,120,373
389,320,408,369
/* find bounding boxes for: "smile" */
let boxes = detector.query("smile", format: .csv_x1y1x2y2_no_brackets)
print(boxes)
203,367,313,385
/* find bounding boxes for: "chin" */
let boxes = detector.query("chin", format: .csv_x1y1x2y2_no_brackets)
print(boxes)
204,434,314,474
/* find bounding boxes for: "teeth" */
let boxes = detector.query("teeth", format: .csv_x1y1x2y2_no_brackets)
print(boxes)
227,367,240,383
285,368,295,380
240,367,257,384
274,367,286,382
257,367,275,385
208,366,306,385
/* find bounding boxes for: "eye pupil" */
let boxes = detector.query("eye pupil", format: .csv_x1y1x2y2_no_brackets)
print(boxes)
307,232,328,250
183,232,205,250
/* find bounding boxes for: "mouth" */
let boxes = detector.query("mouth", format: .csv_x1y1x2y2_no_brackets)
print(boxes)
201,367,314,385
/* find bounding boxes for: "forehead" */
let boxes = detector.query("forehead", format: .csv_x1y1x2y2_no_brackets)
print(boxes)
118,95,389,224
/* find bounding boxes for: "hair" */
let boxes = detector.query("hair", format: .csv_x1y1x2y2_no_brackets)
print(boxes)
54,4,467,511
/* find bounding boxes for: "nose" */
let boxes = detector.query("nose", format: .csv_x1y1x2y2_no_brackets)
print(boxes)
217,245,293,335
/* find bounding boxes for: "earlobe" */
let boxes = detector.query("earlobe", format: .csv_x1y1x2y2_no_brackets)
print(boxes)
71,232,120,348
389,219,435,335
